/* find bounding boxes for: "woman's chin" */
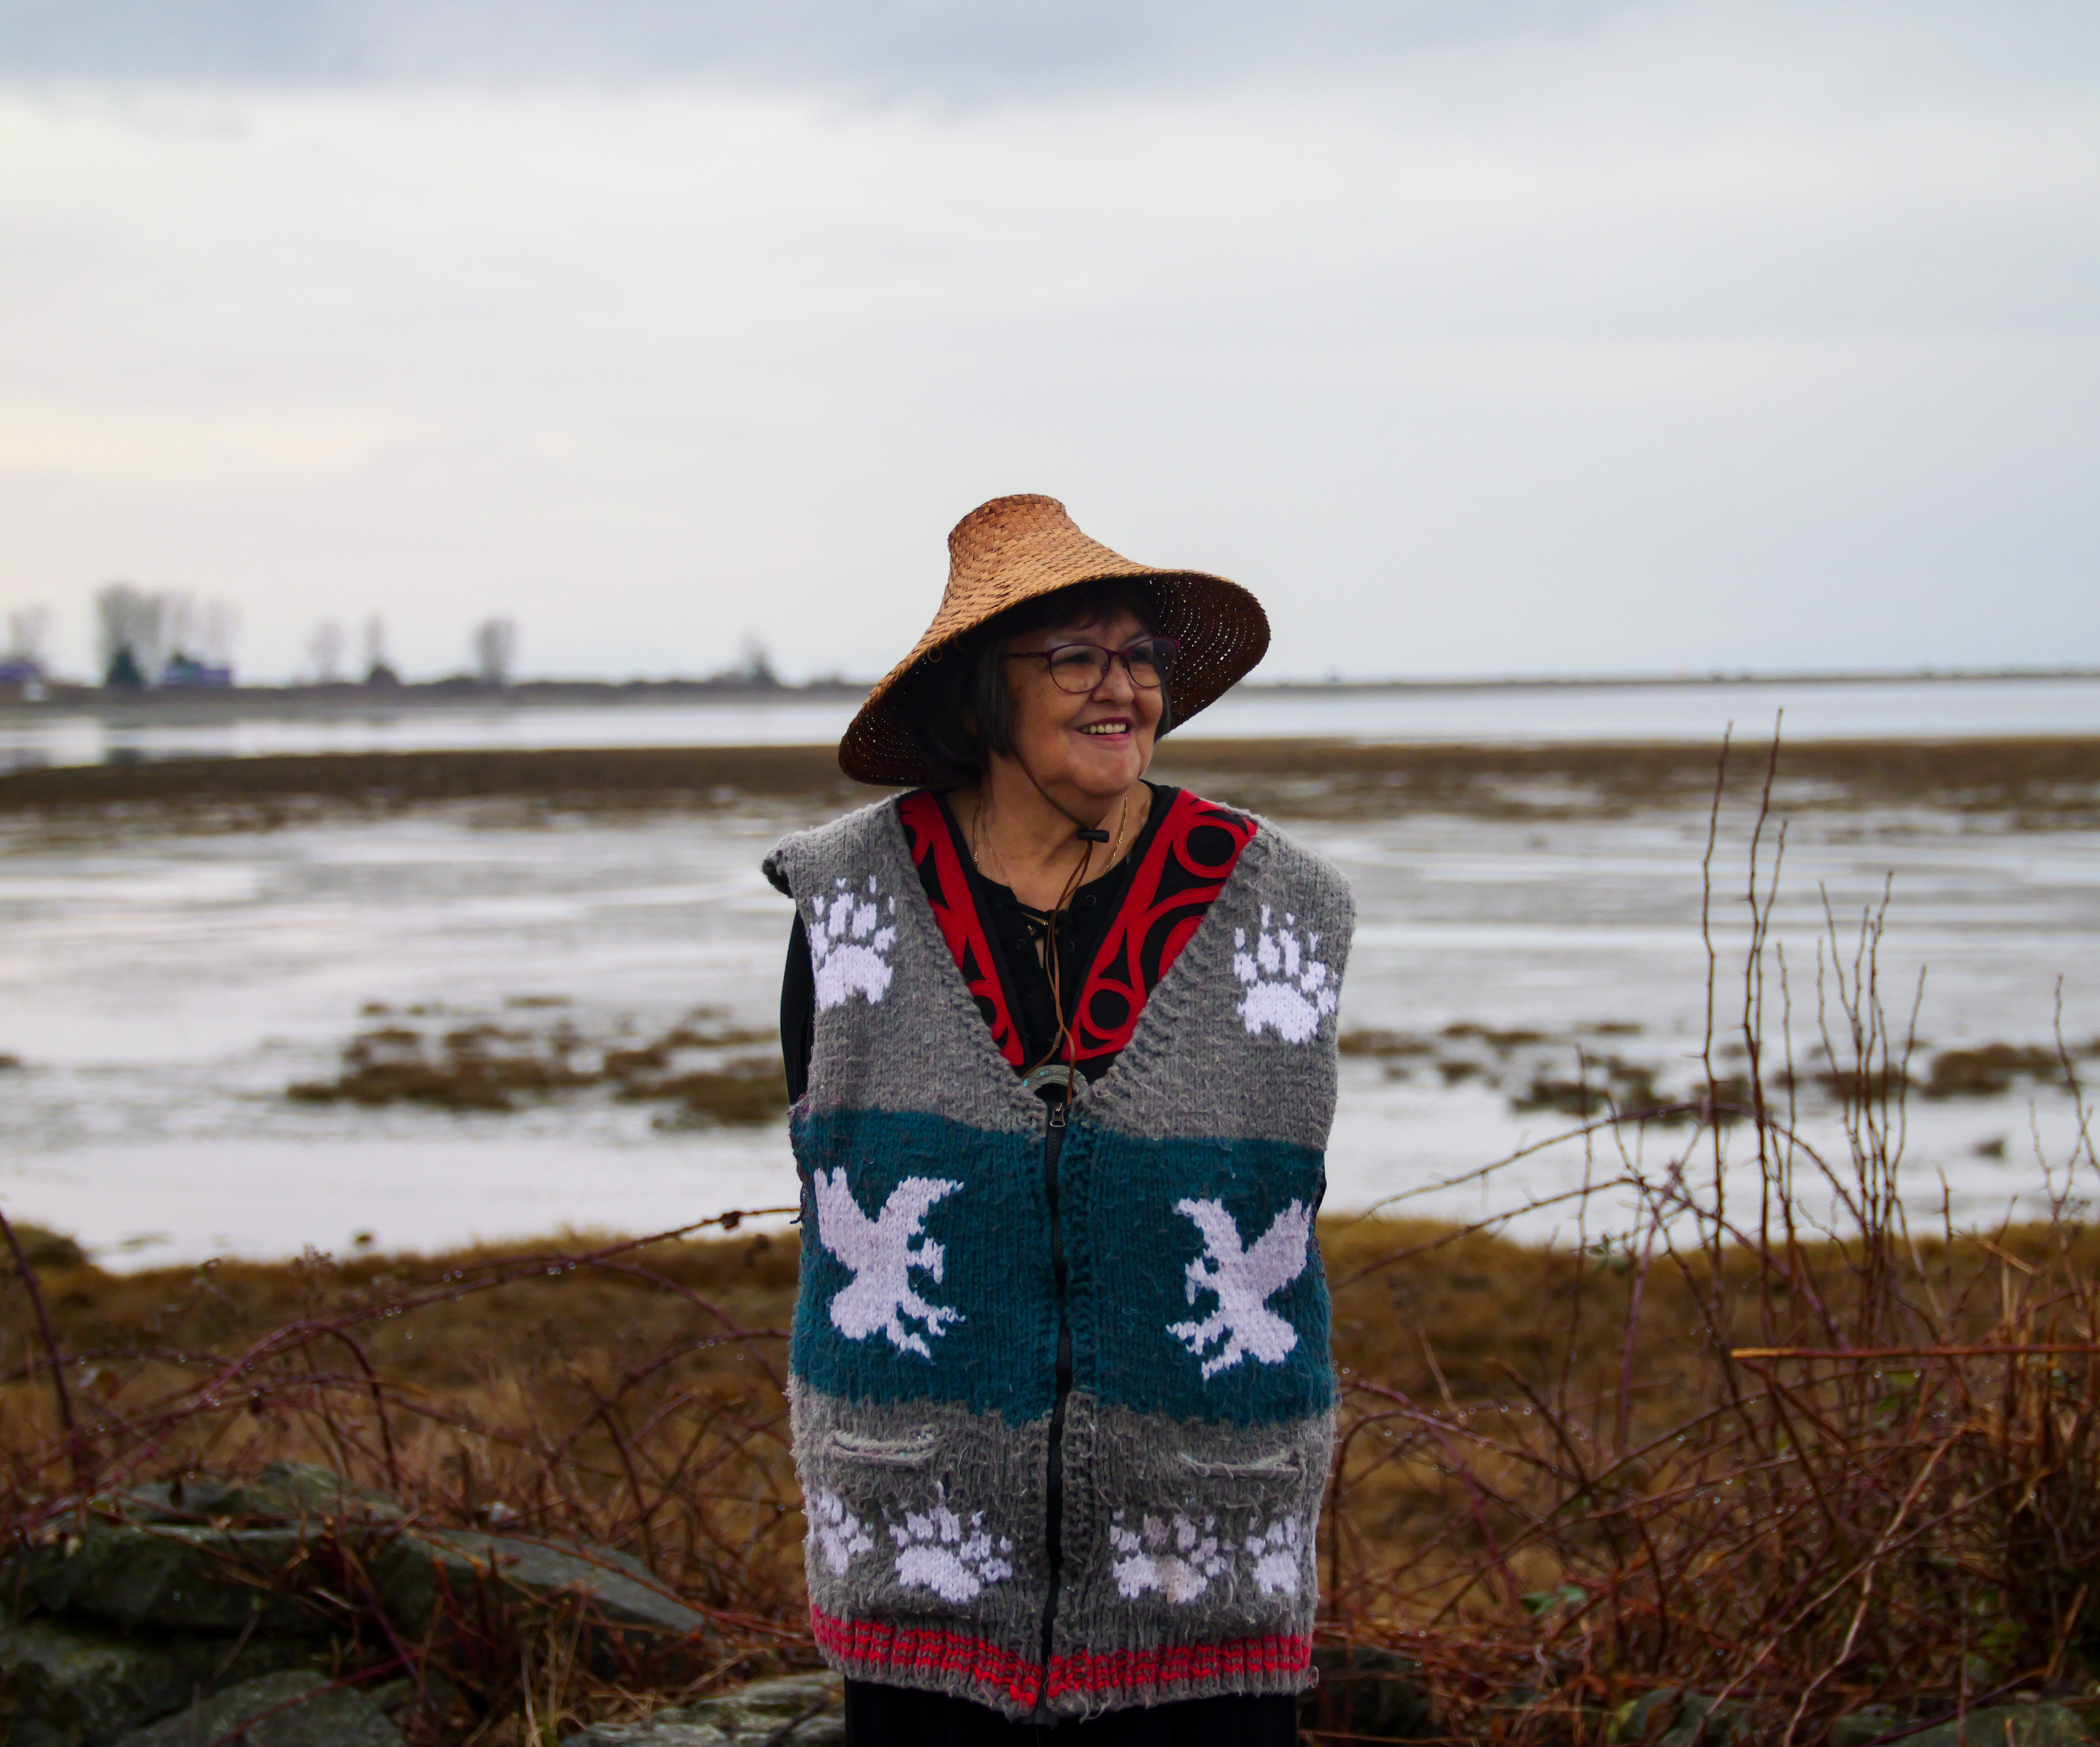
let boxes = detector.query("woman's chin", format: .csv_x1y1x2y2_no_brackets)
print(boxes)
1058,737,1146,793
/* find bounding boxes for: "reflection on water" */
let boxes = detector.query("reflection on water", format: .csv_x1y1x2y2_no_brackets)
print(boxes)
2,796,2096,1265
5,674,2100,772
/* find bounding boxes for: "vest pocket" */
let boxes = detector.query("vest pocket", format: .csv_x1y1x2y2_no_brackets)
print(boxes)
1175,1448,1303,1479
827,1428,940,1470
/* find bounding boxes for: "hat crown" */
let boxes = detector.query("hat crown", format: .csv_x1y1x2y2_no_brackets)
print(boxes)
943,494,1134,604
947,492,1068,564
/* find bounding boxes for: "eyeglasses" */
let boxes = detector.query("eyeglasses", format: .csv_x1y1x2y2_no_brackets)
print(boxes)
1001,637,1181,695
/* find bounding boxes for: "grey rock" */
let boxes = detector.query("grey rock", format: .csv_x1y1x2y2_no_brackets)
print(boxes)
565,1673,844,1746
1830,1705,1907,1747
565,1725,730,1747
688,1674,844,1743
1614,1689,1754,1747
1302,1645,1435,1740
1887,1703,2092,1747
9,1504,709,1665
371,1528,709,1650
113,1672,402,1747
0,1616,319,1747
362,1669,458,1725
110,1464,404,1527
9,1520,333,1635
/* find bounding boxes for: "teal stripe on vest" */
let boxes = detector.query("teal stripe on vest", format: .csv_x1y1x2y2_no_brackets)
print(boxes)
1061,1129,1333,1428
791,1108,1059,1419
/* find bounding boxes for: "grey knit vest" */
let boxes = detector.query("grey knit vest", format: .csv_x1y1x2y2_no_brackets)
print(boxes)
764,794,1354,1720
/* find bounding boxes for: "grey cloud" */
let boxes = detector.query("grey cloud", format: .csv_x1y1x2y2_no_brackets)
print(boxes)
0,0,1677,95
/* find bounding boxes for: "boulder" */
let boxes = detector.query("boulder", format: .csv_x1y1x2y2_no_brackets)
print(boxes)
362,1669,459,1730
113,1671,403,1747
1302,1644,1435,1739
370,1528,711,1654
109,1463,404,1527
1886,1704,2092,1747
1830,1707,1906,1747
1614,1689,1755,1747
0,1615,319,1747
9,1519,333,1635
565,1672,845,1746
10,1500,705,1657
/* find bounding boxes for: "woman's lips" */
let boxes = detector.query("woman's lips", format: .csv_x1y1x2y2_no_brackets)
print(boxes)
1077,719,1133,737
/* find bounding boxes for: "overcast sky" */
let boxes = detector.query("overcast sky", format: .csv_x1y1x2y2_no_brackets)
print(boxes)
2,0,2096,682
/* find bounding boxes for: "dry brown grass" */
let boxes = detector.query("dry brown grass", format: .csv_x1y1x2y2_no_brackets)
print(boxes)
1,1215,814,1741
10,1205,2100,1742
8,733,2100,1742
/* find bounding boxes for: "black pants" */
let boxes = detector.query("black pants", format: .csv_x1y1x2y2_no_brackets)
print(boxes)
843,1681,1299,1745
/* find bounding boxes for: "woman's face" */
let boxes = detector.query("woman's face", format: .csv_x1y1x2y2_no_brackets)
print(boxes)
997,606,1161,801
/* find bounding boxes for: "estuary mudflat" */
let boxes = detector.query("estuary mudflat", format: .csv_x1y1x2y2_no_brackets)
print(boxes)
4,751,2096,1264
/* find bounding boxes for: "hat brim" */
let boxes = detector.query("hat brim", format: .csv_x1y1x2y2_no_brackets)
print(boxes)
838,568,1269,787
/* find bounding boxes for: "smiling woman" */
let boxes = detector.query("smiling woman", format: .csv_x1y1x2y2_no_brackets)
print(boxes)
764,496,1356,1743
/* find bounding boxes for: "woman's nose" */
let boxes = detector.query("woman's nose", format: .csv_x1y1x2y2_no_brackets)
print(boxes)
1093,655,1138,701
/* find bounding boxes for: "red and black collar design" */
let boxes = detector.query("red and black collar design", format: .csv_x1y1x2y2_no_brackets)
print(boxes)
897,788,1256,1073
1066,790,1256,1062
899,790,1025,1066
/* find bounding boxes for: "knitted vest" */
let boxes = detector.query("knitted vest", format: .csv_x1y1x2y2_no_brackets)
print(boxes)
763,795,1354,1721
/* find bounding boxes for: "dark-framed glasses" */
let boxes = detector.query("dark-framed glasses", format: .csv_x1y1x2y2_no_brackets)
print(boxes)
1003,637,1181,695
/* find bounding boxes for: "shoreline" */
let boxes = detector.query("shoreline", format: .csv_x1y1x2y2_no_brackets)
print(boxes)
4,734,2098,825
4,664,2100,724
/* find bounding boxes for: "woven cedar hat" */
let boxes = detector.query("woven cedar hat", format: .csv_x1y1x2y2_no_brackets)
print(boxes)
840,494,1269,786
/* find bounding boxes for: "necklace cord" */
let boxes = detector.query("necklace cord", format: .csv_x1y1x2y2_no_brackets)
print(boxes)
971,775,1134,1101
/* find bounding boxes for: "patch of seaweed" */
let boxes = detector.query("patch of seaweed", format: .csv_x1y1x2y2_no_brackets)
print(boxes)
288,1010,789,1125
1923,1042,2080,1099
1341,1023,2095,1124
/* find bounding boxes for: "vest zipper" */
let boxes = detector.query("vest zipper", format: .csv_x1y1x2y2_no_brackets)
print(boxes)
1035,1096,1073,1715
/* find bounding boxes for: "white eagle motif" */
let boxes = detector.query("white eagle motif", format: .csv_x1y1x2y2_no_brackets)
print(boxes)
812,1169,964,1359
1167,1198,1312,1379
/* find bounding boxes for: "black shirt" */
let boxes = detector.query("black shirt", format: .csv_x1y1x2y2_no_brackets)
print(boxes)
779,784,1177,1102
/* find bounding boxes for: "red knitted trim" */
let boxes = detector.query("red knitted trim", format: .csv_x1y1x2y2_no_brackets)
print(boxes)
898,791,1025,1066
810,1607,1310,1707
1047,1633,1314,1698
810,1605,1043,1708
1070,791,1256,1062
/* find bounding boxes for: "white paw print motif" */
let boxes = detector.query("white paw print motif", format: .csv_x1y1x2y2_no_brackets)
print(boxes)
1232,906,1337,1043
1244,1515,1305,1597
808,1488,875,1576
890,1488,1015,1603
808,875,900,1012
1109,1510,1229,1604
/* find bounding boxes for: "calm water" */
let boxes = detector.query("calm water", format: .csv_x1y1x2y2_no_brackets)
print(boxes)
5,674,2100,771
3,790,2095,1267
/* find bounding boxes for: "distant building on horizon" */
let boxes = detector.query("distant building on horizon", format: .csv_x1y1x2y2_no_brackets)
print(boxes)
158,651,235,689
0,654,47,699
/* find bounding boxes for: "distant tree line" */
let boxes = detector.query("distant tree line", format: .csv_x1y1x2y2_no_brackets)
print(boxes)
0,587,786,694
95,584,240,689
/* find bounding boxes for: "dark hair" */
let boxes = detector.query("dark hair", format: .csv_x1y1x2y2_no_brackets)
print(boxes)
905,580,1172,786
